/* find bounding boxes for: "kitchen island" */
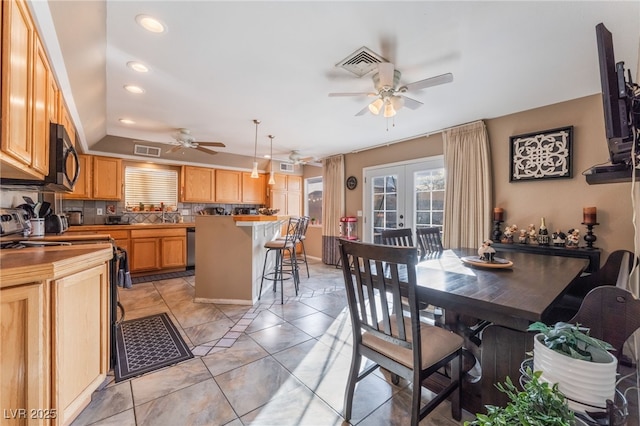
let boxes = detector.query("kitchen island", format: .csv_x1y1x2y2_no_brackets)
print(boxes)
1,243,113,426
194,215,286,304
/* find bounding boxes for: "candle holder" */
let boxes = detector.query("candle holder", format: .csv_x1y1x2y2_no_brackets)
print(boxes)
582,222,599,249
492,220,504,242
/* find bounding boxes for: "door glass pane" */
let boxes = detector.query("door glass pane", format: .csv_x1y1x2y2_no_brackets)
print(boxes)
414,168,445,232
371,173,399,243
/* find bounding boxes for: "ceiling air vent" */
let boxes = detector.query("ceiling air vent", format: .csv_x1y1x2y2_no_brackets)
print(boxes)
336,46,387,77
134,144,162,158
280,162,295,173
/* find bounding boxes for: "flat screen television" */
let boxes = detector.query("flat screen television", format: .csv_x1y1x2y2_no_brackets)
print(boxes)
595,23,639,166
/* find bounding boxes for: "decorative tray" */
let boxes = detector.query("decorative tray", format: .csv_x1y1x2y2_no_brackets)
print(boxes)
461,256,513,269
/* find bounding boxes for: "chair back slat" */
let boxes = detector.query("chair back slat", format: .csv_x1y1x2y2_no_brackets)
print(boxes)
416,227,443,260
339,239,419,350
381,228,414,247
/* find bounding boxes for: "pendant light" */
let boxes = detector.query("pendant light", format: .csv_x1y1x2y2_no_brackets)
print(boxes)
268,135,276,185
250,119,260,178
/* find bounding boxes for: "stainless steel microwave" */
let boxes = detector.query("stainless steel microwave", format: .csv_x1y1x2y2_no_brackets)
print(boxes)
1,123,80,192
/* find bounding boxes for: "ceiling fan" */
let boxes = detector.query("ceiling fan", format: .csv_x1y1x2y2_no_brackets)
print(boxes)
165,128,226,155
329,62,453,117
287,150,315,165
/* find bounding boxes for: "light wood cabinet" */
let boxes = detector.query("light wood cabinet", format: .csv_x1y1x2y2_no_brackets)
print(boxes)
57,99,76,147
1,281,50,426
51,263,109,425
1,0,51,181
63,155,122,200
93,156,122,200
180,166,215,202
130,228,186,273
161,236,186,268
215,169,242,203
242,172,266,204
63,154,91,199
269,174,303,216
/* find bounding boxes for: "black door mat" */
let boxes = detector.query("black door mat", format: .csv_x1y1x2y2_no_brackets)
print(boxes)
131,269,194,284
114,312,193,382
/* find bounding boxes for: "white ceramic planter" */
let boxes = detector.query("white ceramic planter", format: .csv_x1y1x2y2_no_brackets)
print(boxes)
533,333,617,414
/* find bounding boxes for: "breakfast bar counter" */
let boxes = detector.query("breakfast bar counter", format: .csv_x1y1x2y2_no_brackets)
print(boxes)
194,215,286,304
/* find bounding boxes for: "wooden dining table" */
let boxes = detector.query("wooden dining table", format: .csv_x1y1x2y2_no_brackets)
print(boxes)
415,247,589,414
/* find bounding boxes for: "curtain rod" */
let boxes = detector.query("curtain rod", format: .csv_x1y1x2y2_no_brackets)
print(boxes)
349,120,485,154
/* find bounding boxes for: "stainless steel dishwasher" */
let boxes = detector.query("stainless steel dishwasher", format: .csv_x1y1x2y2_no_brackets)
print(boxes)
187,227,195,269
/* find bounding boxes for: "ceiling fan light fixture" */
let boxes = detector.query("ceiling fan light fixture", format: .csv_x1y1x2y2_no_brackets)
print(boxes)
390,95,404,111
368,98,384,115
383,102,396,118
251,119,261,179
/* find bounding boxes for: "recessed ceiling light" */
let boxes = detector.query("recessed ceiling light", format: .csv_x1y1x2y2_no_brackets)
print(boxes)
135,15,166,33
127,61,149,73
124,85,145,94
119,118,135,125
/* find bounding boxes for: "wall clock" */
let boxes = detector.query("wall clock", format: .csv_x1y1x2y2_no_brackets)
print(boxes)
346,176,357,190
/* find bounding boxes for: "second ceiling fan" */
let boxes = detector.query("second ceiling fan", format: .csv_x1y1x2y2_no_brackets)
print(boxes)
329,62,453,117
165,128,226,155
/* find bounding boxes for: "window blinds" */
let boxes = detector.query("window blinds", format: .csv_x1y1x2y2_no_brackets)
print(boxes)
125,166,178,207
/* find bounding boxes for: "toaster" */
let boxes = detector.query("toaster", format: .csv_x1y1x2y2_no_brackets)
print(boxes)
45,214,68,234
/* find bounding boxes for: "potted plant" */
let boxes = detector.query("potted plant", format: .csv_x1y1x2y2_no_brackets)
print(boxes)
527,321,617,414
465,369,576,425
310,217,317,225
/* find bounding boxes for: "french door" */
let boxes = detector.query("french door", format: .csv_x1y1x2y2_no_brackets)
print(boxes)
363,157,444,243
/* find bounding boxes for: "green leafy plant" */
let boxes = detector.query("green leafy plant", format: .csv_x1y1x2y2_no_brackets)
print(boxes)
528,321,614,361
464,369,575,426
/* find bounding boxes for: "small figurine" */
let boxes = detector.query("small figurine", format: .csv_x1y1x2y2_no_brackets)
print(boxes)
552,229,566,247
527,224,537,245
478,239,496,262
518,229,528,244
566,228,580,248
501,224,518,244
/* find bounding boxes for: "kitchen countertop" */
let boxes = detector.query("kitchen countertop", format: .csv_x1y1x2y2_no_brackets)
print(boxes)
68,223,194,231
0,243,114,288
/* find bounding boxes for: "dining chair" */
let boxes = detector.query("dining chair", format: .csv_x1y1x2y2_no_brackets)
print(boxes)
569,285,640,365
338,239,463,425
544,249,639,323
416,227,443,260
380,228,414,247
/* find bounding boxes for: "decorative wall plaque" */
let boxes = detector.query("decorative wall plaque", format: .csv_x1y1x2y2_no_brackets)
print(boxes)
509,126,573,182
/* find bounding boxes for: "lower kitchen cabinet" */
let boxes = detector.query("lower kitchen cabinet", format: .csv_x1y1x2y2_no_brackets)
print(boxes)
51,263,109,425
1,281,50,426
130,228,186,273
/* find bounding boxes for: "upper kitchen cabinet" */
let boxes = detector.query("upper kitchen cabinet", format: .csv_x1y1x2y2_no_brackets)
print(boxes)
215,170,242,203
64,155,122,200
269,174,302,216
0,0,50,180
241,172,266,204
57,99,76,147
180,166,215,202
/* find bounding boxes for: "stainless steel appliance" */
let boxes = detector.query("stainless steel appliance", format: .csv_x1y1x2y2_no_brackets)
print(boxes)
187,227,195,269
0,123,80,192
67,210,83,225
45,214,68,234
0,208,28,236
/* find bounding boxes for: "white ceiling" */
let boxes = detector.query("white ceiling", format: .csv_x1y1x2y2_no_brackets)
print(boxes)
33,1,640,165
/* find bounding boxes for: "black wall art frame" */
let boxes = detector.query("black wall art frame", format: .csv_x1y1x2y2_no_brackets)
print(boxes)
509,126,573,182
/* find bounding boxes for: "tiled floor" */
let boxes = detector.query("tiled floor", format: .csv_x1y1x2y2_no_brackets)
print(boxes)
71,259,475,426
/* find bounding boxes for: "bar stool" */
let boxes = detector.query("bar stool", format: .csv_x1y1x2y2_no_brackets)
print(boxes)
282,216,310,278
259,217,301,304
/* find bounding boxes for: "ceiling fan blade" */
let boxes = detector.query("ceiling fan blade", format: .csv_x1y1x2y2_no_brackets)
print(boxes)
328,92,376,97
355,104,371,116
378,62,395,88
401,72,453,92
401,96,424,110
194,146,218,155
197,142,226,147
167,145,183,154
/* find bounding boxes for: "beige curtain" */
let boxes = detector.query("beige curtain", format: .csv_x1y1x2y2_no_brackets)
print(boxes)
322,154,345,265
442,121,493,249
